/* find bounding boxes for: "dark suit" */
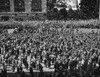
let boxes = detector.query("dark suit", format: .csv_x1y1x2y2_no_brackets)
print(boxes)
21,71,25,77
1,69,7,77
30,67,34,77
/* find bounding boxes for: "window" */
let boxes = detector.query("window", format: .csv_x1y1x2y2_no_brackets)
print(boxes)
31,0,42,12
0,0,10,12
14,0,25,12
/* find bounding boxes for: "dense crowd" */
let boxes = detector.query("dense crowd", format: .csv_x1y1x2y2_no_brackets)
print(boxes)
0,21,100,77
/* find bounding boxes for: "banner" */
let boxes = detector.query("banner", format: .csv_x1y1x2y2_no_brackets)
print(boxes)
7,29,15,34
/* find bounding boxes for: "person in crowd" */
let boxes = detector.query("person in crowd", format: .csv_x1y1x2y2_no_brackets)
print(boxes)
20,70,25,77
1,63,7,77
39,63,44,77
0,22,100,77
30,66,34,77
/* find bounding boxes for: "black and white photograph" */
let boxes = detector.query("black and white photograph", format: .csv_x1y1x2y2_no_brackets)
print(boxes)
0,0,99,77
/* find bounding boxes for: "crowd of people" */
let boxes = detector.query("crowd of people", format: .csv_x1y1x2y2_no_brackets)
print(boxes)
0,21,100,77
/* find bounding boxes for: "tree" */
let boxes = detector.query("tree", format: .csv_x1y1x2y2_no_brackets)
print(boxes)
80,0,98,19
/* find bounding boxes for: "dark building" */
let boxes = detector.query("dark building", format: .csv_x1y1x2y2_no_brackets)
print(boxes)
0,0,99,21
0,0,47,21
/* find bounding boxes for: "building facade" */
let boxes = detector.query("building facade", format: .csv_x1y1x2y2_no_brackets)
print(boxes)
0,0,99,21
0,0,47,21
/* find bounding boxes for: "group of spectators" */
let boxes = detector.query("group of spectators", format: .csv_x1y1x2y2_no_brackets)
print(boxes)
0,21,100,77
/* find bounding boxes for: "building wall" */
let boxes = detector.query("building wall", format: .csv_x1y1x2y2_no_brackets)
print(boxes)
42,0,47,13
24,0,31,13
23,0,47,13
10,0,14,12
1,0,47,13
0,0,47,21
